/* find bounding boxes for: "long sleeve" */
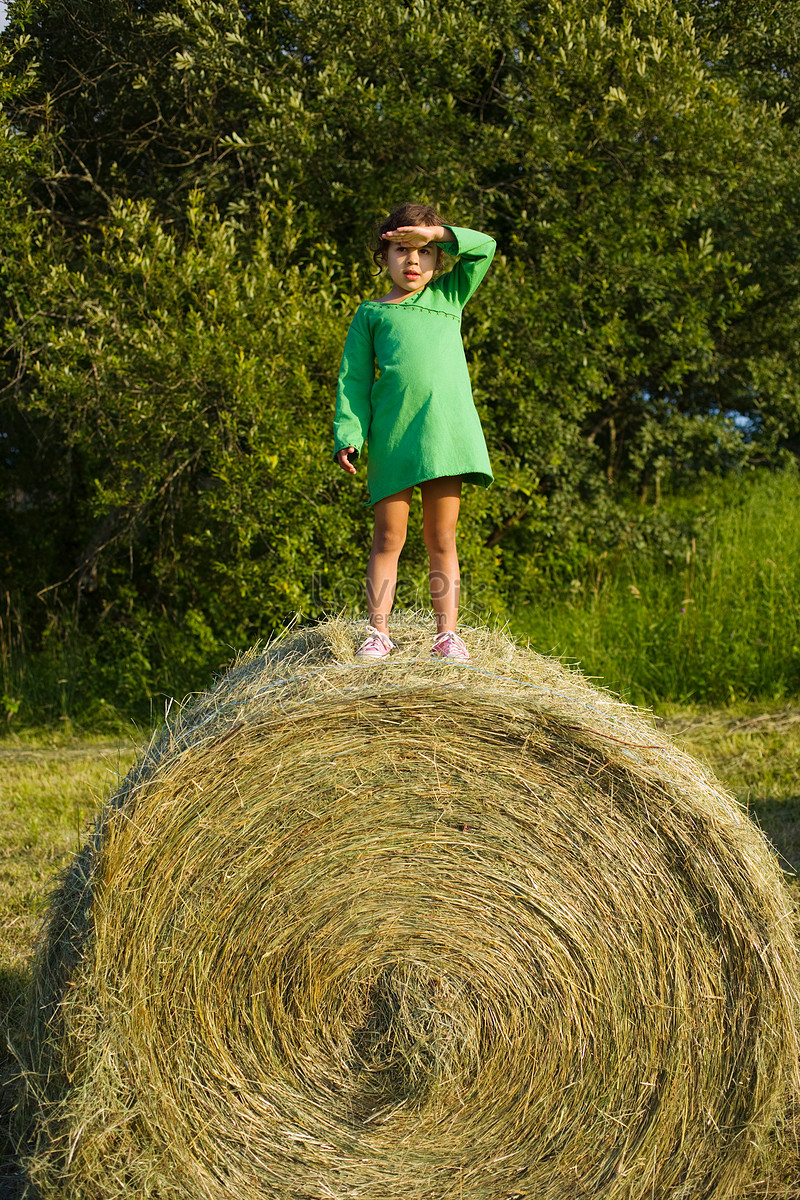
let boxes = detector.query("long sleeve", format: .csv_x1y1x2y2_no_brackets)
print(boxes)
333,306,374,459
436,226,496,310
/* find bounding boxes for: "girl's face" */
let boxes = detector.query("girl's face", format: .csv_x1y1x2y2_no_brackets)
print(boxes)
383,241,439,296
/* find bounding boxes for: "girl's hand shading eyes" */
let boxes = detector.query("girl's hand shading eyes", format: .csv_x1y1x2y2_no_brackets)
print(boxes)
382,225,439,249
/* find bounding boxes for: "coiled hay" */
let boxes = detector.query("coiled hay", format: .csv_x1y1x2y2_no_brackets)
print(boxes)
18,613,800,1200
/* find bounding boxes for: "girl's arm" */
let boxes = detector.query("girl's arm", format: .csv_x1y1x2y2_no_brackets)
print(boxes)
333,308,374,469
434,226,497,308
381,224,449,248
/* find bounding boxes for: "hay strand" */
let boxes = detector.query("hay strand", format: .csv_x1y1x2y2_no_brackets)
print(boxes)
15,613,800,1200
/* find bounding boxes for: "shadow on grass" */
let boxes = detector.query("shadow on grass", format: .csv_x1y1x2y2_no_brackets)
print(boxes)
1,966,30,1200
747,797,800,878
0,1164,24,1200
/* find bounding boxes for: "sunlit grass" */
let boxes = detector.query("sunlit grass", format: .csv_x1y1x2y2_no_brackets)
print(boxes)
514,468,800,706
0,740,136,1009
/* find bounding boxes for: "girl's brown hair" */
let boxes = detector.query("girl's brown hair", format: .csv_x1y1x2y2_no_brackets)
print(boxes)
371,202,446,270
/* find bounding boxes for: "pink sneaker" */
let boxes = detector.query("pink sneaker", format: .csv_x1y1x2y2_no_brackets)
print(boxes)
431,630,470,661
355,626,394,660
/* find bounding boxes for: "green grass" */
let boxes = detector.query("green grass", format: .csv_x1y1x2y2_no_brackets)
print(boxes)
0,739,136,997
514,468,800,706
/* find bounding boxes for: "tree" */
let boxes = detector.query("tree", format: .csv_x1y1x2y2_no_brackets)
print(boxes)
0,12,68,694
3,0,800,711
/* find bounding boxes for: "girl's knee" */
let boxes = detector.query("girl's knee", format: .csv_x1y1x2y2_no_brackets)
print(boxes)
423,526,457,558
372,526,407,556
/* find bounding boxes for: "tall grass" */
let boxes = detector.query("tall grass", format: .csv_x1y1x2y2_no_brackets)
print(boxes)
514,468,800,706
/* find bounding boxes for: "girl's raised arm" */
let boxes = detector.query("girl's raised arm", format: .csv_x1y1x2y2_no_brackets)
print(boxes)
434,226,497,309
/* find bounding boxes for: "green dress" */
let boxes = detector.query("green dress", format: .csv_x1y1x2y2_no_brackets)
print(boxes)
333,226,495,505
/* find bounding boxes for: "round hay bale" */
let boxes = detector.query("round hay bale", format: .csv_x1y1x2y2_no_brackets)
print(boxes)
17,613,800,1200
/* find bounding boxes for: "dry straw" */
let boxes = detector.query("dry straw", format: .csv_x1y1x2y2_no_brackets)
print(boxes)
15,613,800,1200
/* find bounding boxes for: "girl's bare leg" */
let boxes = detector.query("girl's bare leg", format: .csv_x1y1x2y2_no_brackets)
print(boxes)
367,488,413,633
420,476,463,633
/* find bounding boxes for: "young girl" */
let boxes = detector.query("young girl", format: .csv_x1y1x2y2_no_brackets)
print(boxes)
333,202,495,660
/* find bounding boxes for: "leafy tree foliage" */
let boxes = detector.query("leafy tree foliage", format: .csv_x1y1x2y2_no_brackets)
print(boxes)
2,0,800,712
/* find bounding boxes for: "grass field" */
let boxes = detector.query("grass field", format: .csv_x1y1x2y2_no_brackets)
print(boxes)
513,468,800,707
1,709,799,1197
